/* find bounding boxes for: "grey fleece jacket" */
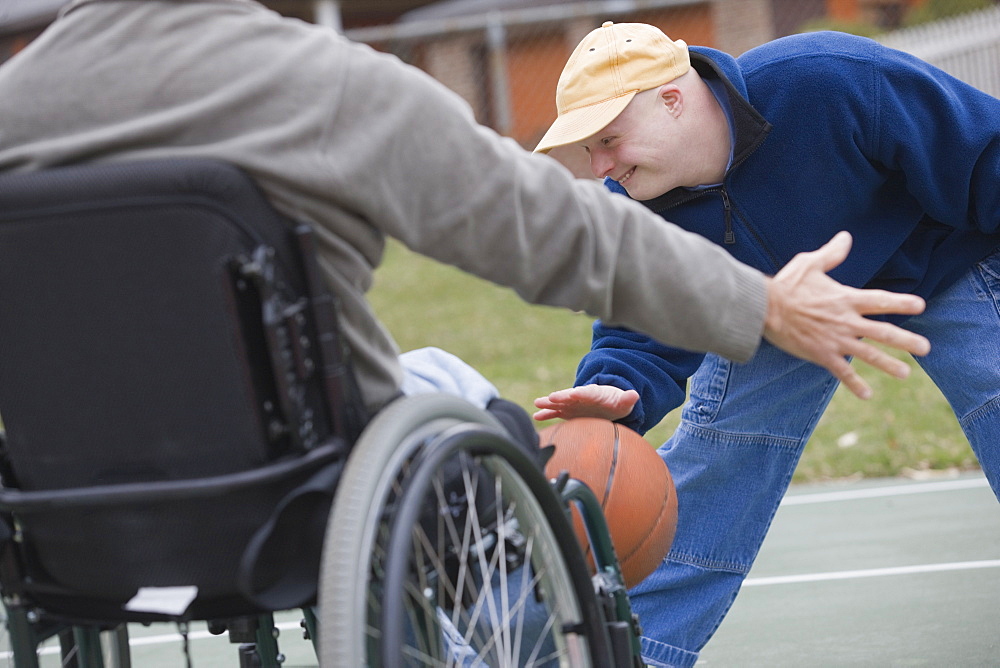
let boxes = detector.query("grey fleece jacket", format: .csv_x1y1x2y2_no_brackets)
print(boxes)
0,0,767,413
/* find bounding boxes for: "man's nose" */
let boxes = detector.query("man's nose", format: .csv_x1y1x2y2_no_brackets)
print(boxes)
589,150,615,179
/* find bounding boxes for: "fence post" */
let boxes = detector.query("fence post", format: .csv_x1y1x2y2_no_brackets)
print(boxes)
486,12,513,137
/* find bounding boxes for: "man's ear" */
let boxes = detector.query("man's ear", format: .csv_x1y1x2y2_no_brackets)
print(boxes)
657,83,683,118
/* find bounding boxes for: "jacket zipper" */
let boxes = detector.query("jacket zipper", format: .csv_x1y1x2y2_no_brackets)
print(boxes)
655,185,736,245
720,188,734,244
697,185,781,268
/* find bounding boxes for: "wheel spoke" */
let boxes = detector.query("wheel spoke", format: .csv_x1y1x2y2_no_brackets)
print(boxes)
319,395,609,667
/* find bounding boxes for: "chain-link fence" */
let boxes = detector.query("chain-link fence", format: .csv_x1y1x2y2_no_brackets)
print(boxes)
344,0,1000,175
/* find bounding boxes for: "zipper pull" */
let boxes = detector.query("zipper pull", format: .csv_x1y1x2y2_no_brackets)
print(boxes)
721,189,735,244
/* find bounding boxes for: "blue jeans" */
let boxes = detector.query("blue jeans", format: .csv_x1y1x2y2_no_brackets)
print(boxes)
630,250,1000,668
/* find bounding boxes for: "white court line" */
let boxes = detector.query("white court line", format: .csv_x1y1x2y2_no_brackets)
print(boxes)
743,559,1000,587
13,558,999,656
780,476,990,506
125,619,304,647
1,620,305,657
5,477,993,657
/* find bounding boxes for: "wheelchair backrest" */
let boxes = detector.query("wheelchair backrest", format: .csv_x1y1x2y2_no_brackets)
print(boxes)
0,158,362,618
0,158,346,490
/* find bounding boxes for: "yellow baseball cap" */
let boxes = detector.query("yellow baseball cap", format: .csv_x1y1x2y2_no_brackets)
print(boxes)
534,21,690,154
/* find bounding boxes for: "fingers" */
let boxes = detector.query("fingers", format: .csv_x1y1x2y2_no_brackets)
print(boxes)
532,384,638,421
765,233,933,400
808,231,853,274
850,317,931,357
850,288,927,318
533,387,577,411
533,408,561,421
828,356,874,400
845,338,911,379
533,387,581,421
826,335,917,400
532,400,561,420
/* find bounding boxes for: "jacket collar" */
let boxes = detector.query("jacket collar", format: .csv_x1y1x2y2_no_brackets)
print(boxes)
632,49,772,214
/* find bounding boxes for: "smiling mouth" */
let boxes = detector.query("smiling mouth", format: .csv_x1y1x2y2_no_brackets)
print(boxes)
617,167,636,185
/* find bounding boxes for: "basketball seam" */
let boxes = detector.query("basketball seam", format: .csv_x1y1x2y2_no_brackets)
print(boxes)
619,482,672,567
602,423,619,508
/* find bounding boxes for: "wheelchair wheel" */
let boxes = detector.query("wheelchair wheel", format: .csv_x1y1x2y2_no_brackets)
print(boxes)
319,394,612,667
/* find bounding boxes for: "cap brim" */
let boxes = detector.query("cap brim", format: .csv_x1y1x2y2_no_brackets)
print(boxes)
533,91,637,154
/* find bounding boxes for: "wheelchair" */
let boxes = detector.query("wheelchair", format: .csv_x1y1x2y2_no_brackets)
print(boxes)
0,158,644,667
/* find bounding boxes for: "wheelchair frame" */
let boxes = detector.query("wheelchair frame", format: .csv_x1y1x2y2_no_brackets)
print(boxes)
0,461,643,667
0,159,645,667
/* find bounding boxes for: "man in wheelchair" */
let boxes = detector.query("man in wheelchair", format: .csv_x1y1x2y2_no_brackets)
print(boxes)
0,1,928,666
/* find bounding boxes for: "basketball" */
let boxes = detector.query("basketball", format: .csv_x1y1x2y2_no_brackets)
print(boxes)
538,417,677,588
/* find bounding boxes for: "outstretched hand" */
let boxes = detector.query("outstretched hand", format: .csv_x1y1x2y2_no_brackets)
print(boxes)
764,231,930,400
533,384,640,422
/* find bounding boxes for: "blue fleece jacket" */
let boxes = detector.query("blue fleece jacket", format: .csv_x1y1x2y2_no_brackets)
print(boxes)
577,31,1000,434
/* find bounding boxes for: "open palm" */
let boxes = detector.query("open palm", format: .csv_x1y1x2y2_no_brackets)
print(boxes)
533,384,640,422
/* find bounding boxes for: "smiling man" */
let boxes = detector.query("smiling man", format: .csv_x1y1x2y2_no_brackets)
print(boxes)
540,30,731,199
534,20,1000,668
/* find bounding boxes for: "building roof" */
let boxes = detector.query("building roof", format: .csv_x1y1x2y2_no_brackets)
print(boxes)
401,0,576,22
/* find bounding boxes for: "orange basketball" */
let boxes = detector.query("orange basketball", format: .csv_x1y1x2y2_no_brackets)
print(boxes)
538,417,677,589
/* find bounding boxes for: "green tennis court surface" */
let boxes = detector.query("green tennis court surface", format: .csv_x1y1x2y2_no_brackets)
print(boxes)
8,472,997,666
699,471,1000,666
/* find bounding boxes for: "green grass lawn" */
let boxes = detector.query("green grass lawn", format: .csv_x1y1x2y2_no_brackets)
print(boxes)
369,240,977,483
